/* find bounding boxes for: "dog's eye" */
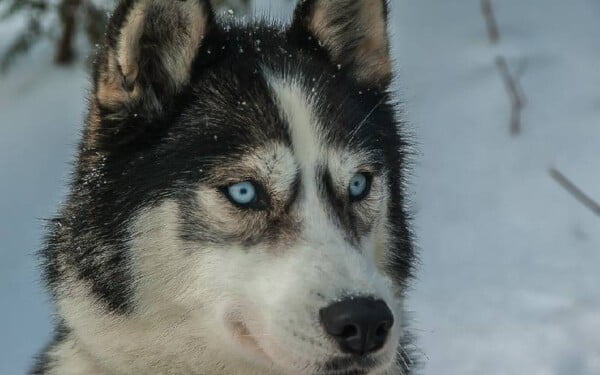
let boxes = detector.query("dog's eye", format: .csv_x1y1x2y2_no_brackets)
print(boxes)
225,181,258,207
349,173,372,201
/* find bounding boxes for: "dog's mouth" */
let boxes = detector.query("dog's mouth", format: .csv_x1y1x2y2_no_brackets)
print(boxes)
229,319,259,346
225,312,270,362
313,355,393,375
314,370,370,375
223,309,395,375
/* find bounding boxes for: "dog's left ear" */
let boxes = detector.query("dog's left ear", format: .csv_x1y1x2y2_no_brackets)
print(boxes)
95,0,214,120
290,0,392,89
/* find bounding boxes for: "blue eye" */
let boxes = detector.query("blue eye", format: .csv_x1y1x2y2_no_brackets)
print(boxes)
226,181,258,206
349,173,371,201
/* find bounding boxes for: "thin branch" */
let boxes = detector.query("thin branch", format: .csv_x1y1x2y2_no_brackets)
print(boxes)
55,0,81,65
550,168,600,217
481,0,500,44
496,56,525,136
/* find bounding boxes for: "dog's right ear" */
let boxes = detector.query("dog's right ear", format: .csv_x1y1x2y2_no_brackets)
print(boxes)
289,0,392,89
94,0,214,121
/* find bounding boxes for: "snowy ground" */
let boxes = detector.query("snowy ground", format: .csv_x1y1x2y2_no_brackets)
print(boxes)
1,1,599,374
392,1,600,374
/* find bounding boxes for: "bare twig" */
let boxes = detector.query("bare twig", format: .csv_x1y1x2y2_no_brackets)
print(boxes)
496,56,525,136
481,0,500,44
514,59,529,79
55,0,81,65
550,168,600,217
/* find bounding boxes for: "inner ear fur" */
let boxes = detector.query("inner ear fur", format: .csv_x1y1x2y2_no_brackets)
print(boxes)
291,0,392,89
95,0,214,119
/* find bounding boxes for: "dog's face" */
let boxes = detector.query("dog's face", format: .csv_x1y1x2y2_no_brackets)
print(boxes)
66,0,413,374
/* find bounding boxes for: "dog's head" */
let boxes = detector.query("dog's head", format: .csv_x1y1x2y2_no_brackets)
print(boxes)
60,0,414,373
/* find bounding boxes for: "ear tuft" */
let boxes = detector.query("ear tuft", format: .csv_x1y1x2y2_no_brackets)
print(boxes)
291,0,392,89
95,0,214,118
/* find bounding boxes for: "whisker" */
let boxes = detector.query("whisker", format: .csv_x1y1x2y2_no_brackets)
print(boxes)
348,96,387,144
398,348,411,374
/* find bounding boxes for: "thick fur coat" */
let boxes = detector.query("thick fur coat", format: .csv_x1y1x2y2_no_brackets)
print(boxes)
34,1,416,374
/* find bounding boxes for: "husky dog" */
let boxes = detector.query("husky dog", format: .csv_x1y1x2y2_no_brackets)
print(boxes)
33,0,416,374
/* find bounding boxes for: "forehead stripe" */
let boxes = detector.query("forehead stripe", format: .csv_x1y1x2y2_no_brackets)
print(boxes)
265,72,337,234
264,73,323,171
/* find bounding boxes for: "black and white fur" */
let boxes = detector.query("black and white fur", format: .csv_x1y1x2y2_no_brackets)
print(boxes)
33,0,416,374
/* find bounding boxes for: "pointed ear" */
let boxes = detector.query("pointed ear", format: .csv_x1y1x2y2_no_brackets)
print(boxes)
290,0,392,89
94,0,214,120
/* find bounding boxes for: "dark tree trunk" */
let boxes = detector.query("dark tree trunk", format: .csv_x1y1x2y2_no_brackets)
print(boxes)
55,0,81,65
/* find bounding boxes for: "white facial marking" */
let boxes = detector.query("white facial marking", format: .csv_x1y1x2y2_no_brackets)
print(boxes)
265,73,337,242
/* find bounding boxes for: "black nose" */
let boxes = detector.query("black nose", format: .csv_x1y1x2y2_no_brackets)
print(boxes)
319,297,394,355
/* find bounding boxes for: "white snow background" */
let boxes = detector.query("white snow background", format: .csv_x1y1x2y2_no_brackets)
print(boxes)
0,1,598,374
